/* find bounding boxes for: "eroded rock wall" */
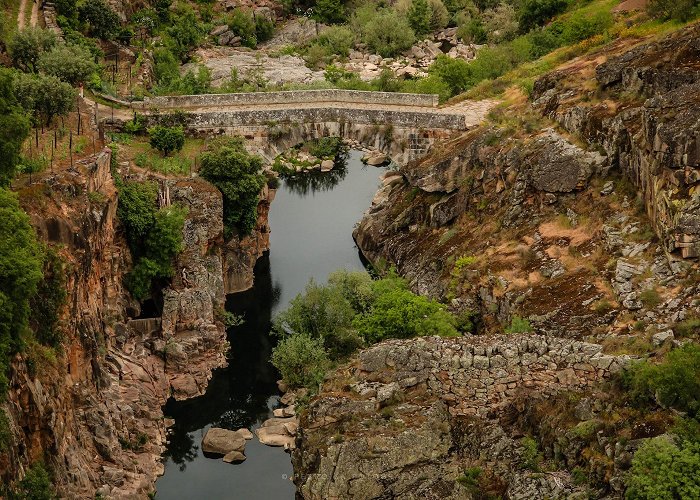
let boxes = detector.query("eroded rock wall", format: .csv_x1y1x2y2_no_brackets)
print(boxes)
0,150,240,498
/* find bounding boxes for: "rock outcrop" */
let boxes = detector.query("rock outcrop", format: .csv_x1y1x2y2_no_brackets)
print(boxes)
293,335,629,499
0,149,247,497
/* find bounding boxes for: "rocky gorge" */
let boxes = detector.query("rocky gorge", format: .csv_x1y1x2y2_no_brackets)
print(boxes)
2,0,700,496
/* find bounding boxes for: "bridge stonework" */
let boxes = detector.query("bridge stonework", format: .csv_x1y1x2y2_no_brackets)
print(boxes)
123,90,491,165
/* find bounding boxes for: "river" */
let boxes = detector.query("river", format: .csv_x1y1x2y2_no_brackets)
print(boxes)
155,150,385,499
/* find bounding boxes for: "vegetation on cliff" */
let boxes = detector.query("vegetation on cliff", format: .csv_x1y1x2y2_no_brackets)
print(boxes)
199,137,266,237
0,188,43,396
117,179,187,300
271,269,459,390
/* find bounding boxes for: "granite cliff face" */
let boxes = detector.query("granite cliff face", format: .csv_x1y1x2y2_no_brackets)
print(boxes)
0,149,271,497
297,23,700,499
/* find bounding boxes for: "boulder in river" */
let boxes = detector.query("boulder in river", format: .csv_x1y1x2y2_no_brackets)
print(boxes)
223,451,246,463
362,151,389,166
201,427,246,455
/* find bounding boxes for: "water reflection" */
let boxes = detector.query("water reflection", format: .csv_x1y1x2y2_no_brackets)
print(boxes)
281,153,349,196
156,150,384,499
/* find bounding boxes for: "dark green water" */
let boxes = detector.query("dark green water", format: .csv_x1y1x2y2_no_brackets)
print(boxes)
155,151,384,499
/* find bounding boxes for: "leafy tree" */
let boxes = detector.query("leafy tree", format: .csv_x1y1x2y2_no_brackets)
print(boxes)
270,333,330,389
54,0,78,18
518,0,569,33
408,0,431,36
117,180,187,300
14,73,76,126
0,69,31,186
429,54,471,96
428,0,450,31
199,138,266,236
361,9,415,57
626,437,700,499
79,0,121,40
38,43,98,85
314,0,347,24
647,0,699,20
228,9,258,48
16,462,56,500
625,343,700,416
352,274,458,343
166,4,204,60
274,278,363,359
456,11,487,43
62,28,104,59
148,125,185,156
255,14,276,43
314,26,355,57
0,188,43,397
483,3,520,44
9,28,57,73
29,247,67,348
116,180,158,249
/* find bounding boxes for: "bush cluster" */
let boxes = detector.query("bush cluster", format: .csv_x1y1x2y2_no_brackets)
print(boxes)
198,137,267,237
116,180,187,300
271,270,459,390
0,188,44,397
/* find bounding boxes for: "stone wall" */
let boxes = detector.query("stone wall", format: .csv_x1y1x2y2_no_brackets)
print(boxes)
355,334,628,418
143,89,439,109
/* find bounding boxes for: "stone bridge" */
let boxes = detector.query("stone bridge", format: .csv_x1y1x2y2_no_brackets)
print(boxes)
121,90,494,165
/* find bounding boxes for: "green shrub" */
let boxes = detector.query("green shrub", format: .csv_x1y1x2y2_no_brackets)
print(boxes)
674,317,700,338
125,206,187,300
116,180,158,249
124,114,147,135
518,0,569,32
255,15,276,43
626,437,700,499
148,125,185,156
62,29,104,59
408,0,432,36
353,274,458,343
270,333,330,389
456,466,482,491
117,180,186,300
647,0,699,21
559,10,613,44
360,9,415,57
504,316,533,333
625,343,700,417
79,0,120,40
37,43,98,85
520,436,542,471
639,288,662,309
9,28,57,73
16,462,56,500
29,248,67,349
307,137,346,159
314,0,347,24
315,26,355,58
400,74,452,103
0,188,44,397
0,69,32,186
228,9,258,48
199,138,266,237
429,55,472,96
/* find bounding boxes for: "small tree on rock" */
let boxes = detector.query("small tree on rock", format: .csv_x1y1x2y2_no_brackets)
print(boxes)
148,125,185,156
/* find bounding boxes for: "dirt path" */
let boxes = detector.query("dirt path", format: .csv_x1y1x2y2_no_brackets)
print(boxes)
17,0,28,29
30,0,39,27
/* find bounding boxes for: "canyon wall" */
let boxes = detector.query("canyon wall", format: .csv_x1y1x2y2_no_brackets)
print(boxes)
0,148,270,497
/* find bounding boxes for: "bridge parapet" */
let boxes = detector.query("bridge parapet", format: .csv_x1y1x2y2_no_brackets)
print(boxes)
143,90,440,109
